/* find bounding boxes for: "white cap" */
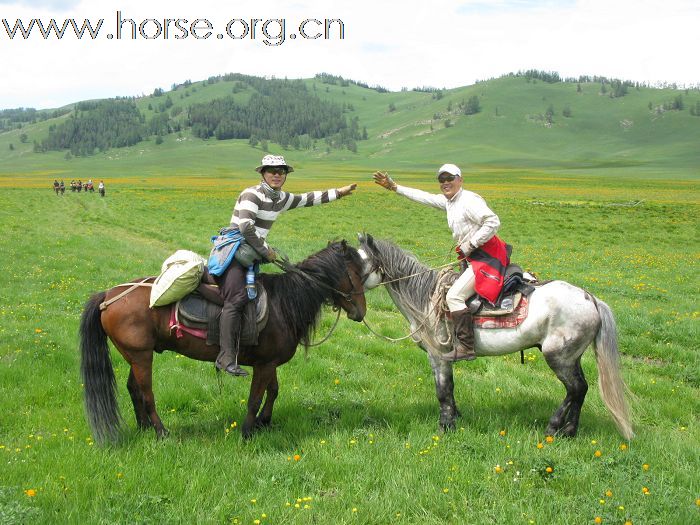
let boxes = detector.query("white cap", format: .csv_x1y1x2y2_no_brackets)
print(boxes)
255,154,294,174
436,163,461,178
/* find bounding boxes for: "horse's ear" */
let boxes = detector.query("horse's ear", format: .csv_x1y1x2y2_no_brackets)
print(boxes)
366,233,375,248
340,239,348,252
357,232,365,243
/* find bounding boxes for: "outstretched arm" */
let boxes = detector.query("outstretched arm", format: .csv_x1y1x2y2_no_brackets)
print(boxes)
373,170,446,210
337,183,357,197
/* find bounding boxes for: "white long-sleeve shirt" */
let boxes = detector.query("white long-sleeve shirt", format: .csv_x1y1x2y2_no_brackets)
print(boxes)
395,185,500,249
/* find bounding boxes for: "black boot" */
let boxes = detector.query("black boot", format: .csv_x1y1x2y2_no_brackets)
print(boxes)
445,308,476,361
216,307,248,377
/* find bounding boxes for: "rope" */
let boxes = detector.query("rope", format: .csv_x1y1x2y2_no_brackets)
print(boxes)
378,260,458,287
362,265,456,346
305,307,342,347
99,278,153,310
361,316,426,342
271,258,355,299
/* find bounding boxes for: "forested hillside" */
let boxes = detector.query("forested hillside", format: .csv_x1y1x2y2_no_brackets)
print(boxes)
1,71,699,177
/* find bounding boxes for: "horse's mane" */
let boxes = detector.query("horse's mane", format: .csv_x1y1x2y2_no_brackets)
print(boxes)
367,238,438,315
261,242,361,346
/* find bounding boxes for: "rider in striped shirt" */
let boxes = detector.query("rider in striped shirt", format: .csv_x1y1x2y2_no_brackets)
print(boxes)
215,155,356,376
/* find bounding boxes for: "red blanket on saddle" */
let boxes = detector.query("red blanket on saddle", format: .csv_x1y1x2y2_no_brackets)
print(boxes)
467,235,511,304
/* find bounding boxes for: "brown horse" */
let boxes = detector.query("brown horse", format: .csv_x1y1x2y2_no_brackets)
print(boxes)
79,241,367,443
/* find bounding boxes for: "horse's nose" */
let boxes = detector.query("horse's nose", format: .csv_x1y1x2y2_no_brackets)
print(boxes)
347,305,365,322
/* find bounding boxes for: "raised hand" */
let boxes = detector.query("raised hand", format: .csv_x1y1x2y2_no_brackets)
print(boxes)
373,171,397,191
337,183,357,197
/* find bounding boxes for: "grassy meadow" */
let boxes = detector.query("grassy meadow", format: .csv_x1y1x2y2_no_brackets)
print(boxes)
0,163,698,525
1,74,699,523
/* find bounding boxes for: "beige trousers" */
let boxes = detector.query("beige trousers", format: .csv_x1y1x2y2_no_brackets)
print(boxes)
446,266,476,312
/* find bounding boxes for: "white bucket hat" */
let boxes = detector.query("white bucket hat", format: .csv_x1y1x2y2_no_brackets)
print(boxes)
255,154,294,174
436,163,461,179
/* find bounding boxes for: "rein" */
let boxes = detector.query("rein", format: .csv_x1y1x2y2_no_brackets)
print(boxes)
369,260,457,287
271,259,359,300
306,306,342,347
362,259,457,344
270,258,359,347
361,316,427,342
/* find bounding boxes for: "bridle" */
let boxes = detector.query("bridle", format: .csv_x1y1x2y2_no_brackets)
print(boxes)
360,248,455,288
271,255,364,347
271,258,364,302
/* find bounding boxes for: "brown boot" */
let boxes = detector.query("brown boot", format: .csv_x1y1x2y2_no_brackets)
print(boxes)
446,308,476,361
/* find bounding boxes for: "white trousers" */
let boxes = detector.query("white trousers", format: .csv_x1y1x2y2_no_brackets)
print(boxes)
446,266,476,312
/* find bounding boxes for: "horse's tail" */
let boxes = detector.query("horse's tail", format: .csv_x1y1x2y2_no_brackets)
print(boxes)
79,292,122,444
592,298,634,440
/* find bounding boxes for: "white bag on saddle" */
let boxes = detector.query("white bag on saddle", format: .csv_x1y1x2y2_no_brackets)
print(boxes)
149,250,206,308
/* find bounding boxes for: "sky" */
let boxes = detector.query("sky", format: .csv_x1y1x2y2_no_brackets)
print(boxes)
1,0,698,109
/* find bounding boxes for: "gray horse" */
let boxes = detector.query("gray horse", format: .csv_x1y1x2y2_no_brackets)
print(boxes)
358,234,633,440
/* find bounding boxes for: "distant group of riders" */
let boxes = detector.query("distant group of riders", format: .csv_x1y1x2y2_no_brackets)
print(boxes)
53,179,105,197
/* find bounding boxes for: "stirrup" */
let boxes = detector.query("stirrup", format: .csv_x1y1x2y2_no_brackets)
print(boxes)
216,361,249,377
442,345,477,362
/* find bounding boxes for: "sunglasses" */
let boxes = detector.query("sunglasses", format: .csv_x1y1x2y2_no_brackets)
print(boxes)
265,167,288,176
438,174,456,183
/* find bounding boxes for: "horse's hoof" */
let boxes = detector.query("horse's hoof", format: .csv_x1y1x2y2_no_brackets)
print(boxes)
439,420,456,433
254,418,272,429
560,424,578,437
545,424,560,436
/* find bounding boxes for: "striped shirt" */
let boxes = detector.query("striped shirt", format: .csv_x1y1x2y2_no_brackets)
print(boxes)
231,184,340,255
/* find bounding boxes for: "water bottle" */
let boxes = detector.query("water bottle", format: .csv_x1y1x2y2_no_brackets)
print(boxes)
245,265,257,300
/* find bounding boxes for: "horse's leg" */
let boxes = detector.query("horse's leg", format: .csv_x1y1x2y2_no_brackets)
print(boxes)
128,351,168,439
542,342,589,437
427,349,459,431
255,368,279,429
241,364,275,439
126,368,151,430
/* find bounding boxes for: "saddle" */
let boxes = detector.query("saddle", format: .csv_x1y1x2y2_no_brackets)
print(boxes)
436,263,536,323
174,283,269,346
467,263,536,317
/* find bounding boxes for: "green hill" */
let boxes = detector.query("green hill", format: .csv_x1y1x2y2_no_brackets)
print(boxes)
1,73,699,181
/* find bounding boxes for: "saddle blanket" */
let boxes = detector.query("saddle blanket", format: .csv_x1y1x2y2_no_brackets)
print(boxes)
474,296,529,329
169,286,268,346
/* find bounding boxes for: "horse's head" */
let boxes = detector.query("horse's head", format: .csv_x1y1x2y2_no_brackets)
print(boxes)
357,233,384,290
328,240,367,322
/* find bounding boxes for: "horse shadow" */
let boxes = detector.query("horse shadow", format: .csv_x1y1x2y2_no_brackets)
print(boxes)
125,380,615,447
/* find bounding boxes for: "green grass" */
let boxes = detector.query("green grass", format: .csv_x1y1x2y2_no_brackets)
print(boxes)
0,165,698,524
0,73,698,523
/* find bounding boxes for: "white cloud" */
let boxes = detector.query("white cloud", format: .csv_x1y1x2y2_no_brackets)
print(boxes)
1,0,698,109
